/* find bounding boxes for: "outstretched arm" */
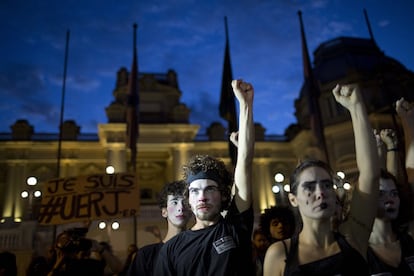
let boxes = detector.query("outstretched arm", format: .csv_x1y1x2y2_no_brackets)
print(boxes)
396,98,414,184
231,79,255,213
396,98,414,236
332,83,379,256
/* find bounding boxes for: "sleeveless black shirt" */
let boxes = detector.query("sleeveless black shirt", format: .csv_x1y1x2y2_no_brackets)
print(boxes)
367,231,414,275
283,232,369,276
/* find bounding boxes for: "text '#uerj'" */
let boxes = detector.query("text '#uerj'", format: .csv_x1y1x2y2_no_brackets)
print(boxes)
38,173,139,224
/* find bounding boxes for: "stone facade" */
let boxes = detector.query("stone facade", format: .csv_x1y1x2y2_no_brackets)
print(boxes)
1,36,413,273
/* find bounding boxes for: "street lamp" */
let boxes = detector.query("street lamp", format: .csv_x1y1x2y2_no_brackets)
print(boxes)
274,173,284,183
97,220,120,231
272,172,288,206
21,176,42,220
106,166,115,174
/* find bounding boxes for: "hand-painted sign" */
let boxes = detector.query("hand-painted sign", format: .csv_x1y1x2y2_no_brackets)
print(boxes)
38,173,139,225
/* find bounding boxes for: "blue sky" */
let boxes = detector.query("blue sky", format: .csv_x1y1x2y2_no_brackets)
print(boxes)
1,0,414,135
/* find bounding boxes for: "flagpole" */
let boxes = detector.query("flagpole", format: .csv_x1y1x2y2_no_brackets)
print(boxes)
126,23,140,245
54,29,70,243
219,16,238,167
57,30,70,179
363,9,406,181
298,11,330,164
363,8,376,44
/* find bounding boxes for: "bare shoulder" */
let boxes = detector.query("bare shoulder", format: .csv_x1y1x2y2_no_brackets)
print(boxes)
263,239,289,276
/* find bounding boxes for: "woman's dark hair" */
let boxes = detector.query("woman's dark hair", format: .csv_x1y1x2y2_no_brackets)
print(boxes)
183,155,233,211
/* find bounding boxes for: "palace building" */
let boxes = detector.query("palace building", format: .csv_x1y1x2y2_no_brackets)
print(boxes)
1,26,414,272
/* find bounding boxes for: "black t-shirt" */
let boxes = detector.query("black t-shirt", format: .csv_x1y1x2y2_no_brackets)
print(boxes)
284,232,369,276
154,201,254,276
127,242,163,276
367,231,414,275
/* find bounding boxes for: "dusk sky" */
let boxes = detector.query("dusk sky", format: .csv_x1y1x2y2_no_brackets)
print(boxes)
1,0,414,136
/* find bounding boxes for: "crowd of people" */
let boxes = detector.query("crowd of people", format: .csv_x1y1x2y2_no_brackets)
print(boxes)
2,80,413,275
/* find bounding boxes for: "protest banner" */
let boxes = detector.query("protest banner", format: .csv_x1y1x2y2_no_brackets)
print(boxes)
38,173,139,225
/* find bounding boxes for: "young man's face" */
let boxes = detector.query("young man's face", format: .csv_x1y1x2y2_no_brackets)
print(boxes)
269,218,286,240
163,194,191,228
188,179,223,222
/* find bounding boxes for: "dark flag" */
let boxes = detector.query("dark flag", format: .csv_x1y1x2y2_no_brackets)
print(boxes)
298,11,329,164
126,23,140,171
219,16,238,166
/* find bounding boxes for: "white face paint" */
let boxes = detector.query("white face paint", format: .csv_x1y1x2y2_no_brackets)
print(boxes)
188,179,222,223
164,194,192,228
291,166,336,221
377,178,400,220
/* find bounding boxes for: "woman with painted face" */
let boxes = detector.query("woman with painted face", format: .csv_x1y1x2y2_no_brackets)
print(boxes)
367,98,414,275
264,83,380,276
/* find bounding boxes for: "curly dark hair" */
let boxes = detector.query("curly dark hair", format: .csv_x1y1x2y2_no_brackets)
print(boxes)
183,155,233,211
259,205,296,242
157,180,187,209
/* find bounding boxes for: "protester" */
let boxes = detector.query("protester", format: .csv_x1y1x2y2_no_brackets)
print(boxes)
154,79,255,275
367,97,414,275
127,180,192,275
252,228,270,276
47,228,104,275
259,205,296,244
264,83,380,275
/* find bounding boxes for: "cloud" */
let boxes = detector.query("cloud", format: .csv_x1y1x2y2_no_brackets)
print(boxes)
378,20,390,27
187,90,222,135
1,0,413,136
0,63,45,99
48,74,101,92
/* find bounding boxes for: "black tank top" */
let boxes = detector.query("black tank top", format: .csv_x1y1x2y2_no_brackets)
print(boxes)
367,231,414,275
283,232,369,276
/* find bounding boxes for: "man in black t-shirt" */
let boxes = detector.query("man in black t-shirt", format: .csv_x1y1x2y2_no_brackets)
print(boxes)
154,79,255,276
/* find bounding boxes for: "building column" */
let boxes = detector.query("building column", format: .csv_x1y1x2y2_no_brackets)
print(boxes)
3,163,16,218
107,147,127,173
172,144,192,180
6,162,27,220
253,159,275,213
